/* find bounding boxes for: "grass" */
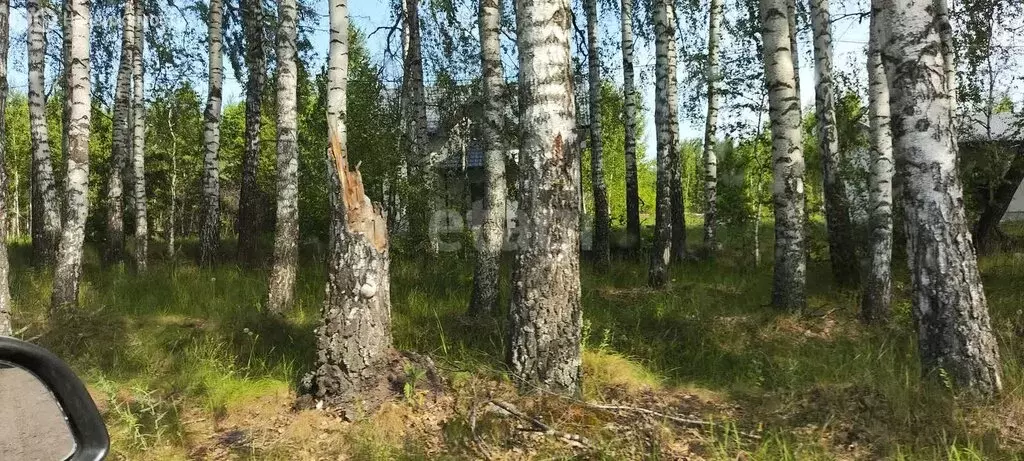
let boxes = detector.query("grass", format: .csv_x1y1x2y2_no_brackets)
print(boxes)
8,220,1024,459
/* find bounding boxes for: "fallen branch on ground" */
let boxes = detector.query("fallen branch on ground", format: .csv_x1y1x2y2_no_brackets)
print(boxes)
488,399,593,450
585,403,762,440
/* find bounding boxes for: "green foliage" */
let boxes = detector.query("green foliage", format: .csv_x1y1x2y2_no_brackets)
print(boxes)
580,81,656,228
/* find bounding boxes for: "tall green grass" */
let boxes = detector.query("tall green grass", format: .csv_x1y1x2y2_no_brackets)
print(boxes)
6,221,1024,459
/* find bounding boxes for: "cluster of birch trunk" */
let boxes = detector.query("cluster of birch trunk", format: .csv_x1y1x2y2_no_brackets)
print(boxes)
0,0,1007,403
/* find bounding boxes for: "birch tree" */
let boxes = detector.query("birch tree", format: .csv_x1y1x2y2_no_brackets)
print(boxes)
237,0,266,265
106,0,134,264
702,0,723,254
648,0,677,287
266,0,299,314
879,0,1002,395
861,0,893,323
468,0,506,315
401,0,430,250
585,0,609,268
27,0,61,265
131,0,148,271
0,0,12,334
309,0,396,407
761,0,806,310
809,0,857,286
507,0,582,394
52,0,91,311
620,0,640,250
200,0,224,265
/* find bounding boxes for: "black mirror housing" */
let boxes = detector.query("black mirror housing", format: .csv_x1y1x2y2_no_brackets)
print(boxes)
0,336,109,461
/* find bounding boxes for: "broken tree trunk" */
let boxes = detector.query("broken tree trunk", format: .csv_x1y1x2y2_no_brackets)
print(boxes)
308,128,395,412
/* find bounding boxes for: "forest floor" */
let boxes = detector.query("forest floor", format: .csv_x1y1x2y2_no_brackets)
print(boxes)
11,222,1024,460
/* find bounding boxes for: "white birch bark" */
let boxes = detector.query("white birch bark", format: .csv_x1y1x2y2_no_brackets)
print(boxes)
267,0,299,314
761,0,807,309
310,2,394,402
621,0,640,249
507,0,582,394
131,1,147,272
810,0,858,286
200,0,224,265
648,0,677,287
702,0,723,253
106,0,133,264
585,0,609,268
51,0,90,311
27,0,60,265
880,0,1002,395
861,0,893,323
0,0,12,334
469,0,507,315
668,29,685,262
402,0,430,249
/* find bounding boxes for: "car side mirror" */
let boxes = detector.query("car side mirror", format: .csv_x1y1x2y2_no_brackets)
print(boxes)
0,336,109,461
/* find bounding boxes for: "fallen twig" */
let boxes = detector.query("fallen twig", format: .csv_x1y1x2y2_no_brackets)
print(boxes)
488,399,593,450
585,403,762,440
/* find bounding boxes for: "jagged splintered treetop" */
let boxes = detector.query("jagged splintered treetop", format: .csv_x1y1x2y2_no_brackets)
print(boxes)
329,128,388,252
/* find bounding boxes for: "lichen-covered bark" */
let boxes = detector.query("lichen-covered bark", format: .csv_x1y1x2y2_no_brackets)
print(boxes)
267,0,299,314
761,0,807,310
131,1,148,272
648,0,676,287
621,0,640,250
200,0,224,266
51,0,90,311
310,129,393,408
880,0,1002,396
0,0,12,335
27,0,61,266
861,0,893,323
507,0,582,395
702,0,723,254
810,0,858,287
106,0,133,265
237,0,265,266
469,0,506,315
585,0,609,269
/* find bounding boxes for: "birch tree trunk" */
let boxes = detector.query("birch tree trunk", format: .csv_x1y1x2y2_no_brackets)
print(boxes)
310,134,394,409
51,0,90,311
266,0,299,314
106,0,134,265
200,0,224,266
0,0,12,335
669,30,686,263
810,0,858,287
27,0,61,266
309,0,395,408
402,0,430,250
702,0,723,254
880,0,1002,396
648,0,676,287
237,0,265,266
167,107,177,258
131,1,147,272
761,0,807,310
621,0,640,250
861,0,893,323
585,0,609,268
507,0,582,395
787,0,802,108
468,0,507,315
